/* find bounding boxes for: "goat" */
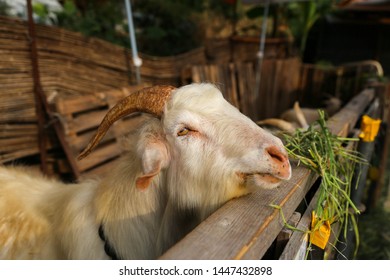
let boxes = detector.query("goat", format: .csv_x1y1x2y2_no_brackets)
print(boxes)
0,83,291,260
280,97,341,128
258,96,342,133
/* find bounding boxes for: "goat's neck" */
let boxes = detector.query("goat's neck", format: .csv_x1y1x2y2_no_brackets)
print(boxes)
92,156,245,259
94,156,167,259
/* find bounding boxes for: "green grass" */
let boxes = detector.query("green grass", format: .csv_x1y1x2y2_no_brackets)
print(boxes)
283,110,365,249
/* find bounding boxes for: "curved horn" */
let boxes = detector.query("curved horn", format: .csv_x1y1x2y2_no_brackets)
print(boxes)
78,85,176,160
256,118,297,134
293,101,309,129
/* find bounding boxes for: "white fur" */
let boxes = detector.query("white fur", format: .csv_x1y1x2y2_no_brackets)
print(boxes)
0,83,291,260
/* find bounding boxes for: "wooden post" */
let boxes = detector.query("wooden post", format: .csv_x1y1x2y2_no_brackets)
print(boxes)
26,0,49,174
26,0,80,179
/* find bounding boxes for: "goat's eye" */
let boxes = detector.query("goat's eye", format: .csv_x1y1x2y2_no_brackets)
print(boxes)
177,127,190,137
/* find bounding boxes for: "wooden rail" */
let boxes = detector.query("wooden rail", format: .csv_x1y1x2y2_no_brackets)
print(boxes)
160,88,375,260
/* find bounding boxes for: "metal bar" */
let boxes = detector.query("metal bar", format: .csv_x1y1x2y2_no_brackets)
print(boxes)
253,0,270,99
124,0,142,84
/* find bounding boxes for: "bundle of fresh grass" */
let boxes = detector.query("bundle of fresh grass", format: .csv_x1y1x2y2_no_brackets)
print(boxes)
280,110,366,257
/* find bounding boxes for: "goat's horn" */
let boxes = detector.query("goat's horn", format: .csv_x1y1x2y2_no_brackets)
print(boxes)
257,118,297,134
78,85,176,160
293,101,309,128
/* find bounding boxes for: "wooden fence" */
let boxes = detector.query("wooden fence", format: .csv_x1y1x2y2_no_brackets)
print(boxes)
0,15,382,165
186,58,302,121
159,88,378,260
0,14,387,258
186,59,382,122
52,86,147,178
0,15,204,165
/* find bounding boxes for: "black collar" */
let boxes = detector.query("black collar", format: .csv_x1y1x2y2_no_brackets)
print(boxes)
98,224,121,260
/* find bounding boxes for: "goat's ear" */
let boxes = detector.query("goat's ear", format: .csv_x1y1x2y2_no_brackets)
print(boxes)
136,141,170,191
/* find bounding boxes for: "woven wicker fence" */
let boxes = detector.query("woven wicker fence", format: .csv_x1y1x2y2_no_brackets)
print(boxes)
0,16,205,164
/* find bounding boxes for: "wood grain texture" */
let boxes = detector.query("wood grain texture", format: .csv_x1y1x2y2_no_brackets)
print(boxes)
52,86,147,177
0,15,204,164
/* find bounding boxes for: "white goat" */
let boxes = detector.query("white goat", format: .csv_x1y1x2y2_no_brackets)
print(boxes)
280,97,342,128
0,83,291,260
258,96,342,133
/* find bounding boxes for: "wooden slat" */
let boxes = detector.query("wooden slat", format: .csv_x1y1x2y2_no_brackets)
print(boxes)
55,95,108,115
0,124,37,137
0,15,204,164
66,130,117,153
274,211,302,258
160,166,316,260
0,136,37,152
236,62,256,118
160,89,375,260
327,88,375,135
279,187,320,260
82,159,119,179
0,148,39,163
190,64,240,109
54,92,119,159
66,110,107,135
76,142,121,172
51,85,148,176
189,58,302,121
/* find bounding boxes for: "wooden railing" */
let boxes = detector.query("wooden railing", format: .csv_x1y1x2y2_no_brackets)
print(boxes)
160,88,376,260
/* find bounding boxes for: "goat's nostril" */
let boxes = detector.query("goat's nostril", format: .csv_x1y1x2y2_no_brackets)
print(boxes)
266,146,286,163
265,145,291,180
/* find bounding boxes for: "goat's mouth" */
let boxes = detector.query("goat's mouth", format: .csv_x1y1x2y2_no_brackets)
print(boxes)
237,172,284,188
252,173,282,184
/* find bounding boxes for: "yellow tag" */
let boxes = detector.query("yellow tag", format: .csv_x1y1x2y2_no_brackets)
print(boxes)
310,211,331,249
359,115,381,142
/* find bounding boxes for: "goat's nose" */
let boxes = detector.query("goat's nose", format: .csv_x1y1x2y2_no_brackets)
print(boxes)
266,145,291,180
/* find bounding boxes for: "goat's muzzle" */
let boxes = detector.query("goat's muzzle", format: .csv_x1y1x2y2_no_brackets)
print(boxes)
265,145,291,180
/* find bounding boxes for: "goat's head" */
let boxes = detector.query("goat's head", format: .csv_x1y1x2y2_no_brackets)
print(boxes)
79,84,291,209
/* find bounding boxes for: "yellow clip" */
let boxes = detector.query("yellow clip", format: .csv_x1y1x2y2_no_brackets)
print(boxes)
359,115,381,142
310,211,331,249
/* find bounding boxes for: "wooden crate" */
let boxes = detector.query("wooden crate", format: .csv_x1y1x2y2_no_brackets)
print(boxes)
53,85,147,178
0,15,205,164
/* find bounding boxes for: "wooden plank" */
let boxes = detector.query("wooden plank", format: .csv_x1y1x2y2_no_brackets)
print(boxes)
327,88,375,136
0,124,37,137
82,159,119,179
67,110,107,134
114,114,148,137
55,94,108,115
159,89,375,260
279,188,320,260
76,142,121,172
0,137,37,152
274,211,302,258
66,129,117,153
0,148,39,164
51,86,149,177
160,166,316,260
189,64,244,111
